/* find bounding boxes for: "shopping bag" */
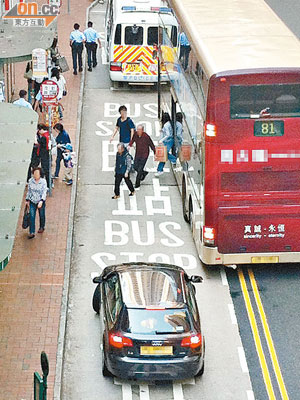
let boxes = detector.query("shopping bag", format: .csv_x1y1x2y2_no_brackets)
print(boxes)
57,56,69,73
22,205,30,229
155,145,168,162
179,143,192,162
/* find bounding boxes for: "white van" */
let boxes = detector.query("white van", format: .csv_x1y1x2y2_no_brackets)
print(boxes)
105,0,178,84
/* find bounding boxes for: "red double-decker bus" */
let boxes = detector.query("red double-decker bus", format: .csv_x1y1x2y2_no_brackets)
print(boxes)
160,0,300,265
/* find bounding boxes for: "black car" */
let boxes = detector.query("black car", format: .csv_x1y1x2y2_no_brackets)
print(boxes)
92,262,205,381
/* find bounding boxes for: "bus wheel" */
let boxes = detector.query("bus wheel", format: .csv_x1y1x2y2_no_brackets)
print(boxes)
182,178,189,222
189,200,194,232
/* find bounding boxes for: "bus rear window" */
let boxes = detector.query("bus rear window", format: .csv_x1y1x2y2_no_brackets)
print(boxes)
125,26,143,45
221,171,300,192
230,84,300,119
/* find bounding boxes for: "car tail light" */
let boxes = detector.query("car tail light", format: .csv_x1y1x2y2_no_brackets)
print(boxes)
205,123,217,137
109,333,133,349
110,62,122,72
181,333,202,349
203,226,216,246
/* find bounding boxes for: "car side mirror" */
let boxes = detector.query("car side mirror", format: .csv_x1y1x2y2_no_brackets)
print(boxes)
93,276,102,284
190,275,203,283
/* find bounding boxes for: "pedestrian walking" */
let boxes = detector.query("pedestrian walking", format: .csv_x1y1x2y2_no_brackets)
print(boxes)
70,23,85,75
128,124,155,188
25,167,47,239
110,105,135,148
84,21,102,72
13,89,33,109
53,123,71,179
51,68,67,119
62,143,75,185
47,37,59,68
37,124,51,188
112,143,135,199
179,32,191,71
155,112,177,177
27,136,40,183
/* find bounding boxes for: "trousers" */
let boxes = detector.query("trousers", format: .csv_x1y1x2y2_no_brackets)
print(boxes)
85,42,98,67
134,158,147,186
29,201,45,235
71,43,83,72
114,173,134,196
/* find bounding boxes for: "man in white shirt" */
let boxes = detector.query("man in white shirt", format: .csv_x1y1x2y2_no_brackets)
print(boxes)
13,90,32,109
84,21,102,72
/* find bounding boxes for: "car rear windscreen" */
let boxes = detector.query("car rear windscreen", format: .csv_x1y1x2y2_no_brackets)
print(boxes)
230,84,300,119
120,308,191,334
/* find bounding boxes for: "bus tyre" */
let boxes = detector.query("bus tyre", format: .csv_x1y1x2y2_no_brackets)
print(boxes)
92,284,101,314
182,179,189,222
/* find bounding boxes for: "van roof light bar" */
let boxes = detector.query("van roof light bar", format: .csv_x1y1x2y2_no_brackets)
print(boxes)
122,6,136,11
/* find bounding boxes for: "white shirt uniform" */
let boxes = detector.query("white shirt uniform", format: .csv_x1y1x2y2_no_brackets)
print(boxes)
13,98,32,109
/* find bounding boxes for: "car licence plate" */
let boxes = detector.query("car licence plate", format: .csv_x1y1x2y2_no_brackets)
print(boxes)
123,63,141,74
251,256,279,264
140,346,173,356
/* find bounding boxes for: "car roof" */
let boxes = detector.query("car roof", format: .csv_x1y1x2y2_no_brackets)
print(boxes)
103,263,187,309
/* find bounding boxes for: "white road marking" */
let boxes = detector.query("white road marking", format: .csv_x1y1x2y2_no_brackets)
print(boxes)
220,267,228,286
228,303,237,325
112,186,143,216
139,384,150,400
122,383,133,400
90,271,100,280
238,346,249,373
173,383,185,400
114,379,133,400
101,48,108,65
247,390,255,400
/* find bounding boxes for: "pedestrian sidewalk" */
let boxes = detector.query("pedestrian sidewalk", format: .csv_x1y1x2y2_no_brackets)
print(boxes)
0,0,90,399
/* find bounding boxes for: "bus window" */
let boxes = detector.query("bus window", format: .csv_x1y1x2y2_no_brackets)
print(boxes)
125,26,144,45
114,24,121,45
230,84,300,119
147,27,158,45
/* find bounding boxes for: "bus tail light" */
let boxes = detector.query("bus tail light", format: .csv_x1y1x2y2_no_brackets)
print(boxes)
205,123,217,137
110,62,122,72
181,333,202,348
203,226,216,246
109,333,133,349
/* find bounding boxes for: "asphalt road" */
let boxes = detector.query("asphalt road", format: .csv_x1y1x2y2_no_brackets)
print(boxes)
61,3,253,400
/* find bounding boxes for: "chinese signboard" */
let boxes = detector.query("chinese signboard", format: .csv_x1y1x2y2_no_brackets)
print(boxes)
32,48,47,79
40,79,58,105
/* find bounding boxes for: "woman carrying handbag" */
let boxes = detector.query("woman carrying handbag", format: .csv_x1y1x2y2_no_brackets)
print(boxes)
25,167,47,239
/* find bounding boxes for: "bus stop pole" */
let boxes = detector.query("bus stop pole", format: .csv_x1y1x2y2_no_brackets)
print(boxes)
47,52,53,196
157,56,161,119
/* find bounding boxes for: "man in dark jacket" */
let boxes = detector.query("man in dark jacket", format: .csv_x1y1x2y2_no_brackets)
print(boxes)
128,124,155,188
53,123,71,179
37,124,50,188
112,143,135,199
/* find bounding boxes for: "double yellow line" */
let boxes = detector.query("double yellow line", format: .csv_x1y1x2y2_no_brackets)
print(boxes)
238,268,289,400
